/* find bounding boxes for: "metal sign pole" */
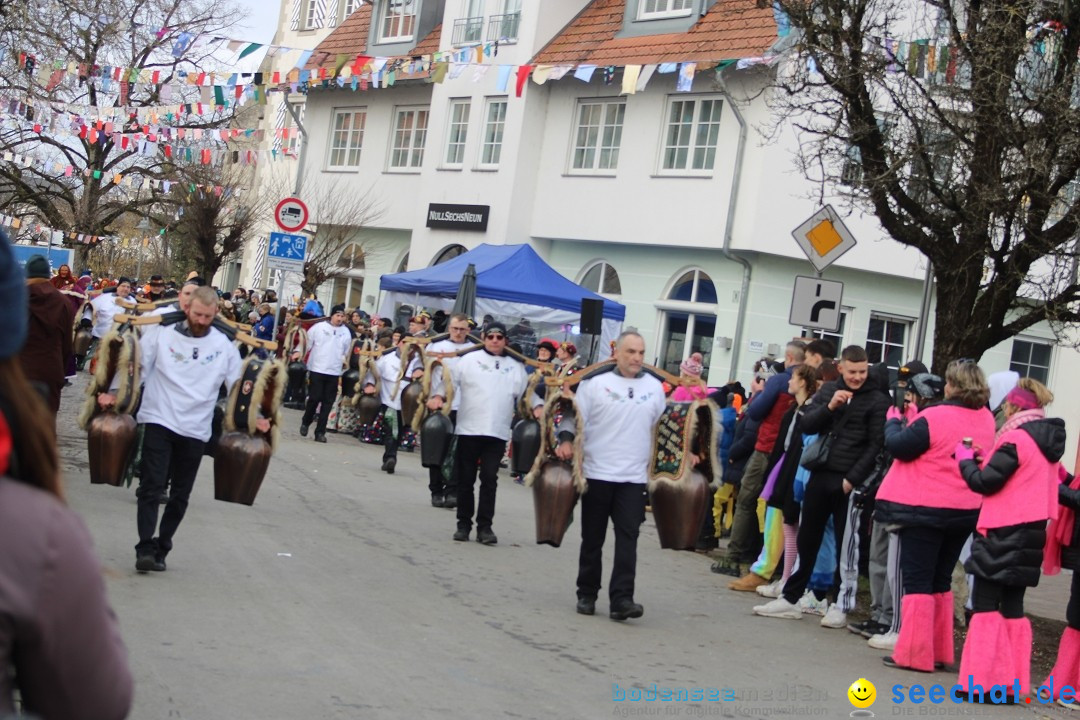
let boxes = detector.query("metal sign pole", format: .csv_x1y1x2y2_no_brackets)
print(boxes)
272,269,287,355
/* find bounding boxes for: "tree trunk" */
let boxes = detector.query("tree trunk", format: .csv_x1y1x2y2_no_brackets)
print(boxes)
928,264,986,374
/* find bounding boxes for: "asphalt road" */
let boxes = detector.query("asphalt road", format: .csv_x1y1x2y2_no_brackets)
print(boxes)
55,377,1053,719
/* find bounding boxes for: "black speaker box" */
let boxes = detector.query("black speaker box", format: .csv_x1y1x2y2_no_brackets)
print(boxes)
580,298,604,336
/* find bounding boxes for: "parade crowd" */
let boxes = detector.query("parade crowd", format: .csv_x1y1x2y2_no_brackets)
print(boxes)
4,224,1080,718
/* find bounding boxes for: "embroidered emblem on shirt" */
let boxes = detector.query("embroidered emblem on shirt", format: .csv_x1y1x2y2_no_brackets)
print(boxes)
193,348,199,360
602,384,655,405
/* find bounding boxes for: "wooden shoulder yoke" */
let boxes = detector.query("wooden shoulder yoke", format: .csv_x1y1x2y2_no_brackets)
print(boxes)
543,362,689,388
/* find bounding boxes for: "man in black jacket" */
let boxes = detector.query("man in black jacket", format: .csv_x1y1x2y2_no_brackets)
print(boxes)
754,345,889,620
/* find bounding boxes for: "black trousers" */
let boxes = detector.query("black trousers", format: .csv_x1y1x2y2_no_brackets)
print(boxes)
302,372,339,434
577,479,648,604
898,524,971,595
381,406,403,462
429,410,458,497
136,423,205,558
454,435,505,531
783,472,849,604
972,577,1026,619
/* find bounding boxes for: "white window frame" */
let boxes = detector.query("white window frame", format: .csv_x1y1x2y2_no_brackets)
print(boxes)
343,0,361,20
658,95,724,175
326,107,367,170
569,99,626,175
379,0,417,42
443,99,471,169
579,261,622,296
452,0,485,46
1009,337,1053,385
487,0,522,42
304,0,319,29
865,313,911,371
389,106,429,171
638,0,693,20
800,309,849,352
478,97,508,169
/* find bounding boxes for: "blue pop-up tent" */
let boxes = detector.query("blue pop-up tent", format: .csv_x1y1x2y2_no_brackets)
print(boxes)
379,243,625,347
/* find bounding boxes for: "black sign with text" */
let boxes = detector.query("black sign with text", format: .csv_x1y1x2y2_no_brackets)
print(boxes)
426,204,490,232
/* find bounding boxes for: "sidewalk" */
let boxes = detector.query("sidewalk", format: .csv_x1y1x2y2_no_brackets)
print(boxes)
1027,569,1071,622
709,536,1071,622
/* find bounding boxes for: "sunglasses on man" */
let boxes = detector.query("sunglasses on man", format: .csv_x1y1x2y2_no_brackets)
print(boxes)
486,333,505,340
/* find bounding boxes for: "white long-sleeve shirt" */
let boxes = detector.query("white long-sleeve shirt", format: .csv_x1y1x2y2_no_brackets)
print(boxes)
305,321,352,376
446,350,531,441
363,350,422,411
88,293,127,339
575,371,666,484
425,338,471,412
137,324,242,442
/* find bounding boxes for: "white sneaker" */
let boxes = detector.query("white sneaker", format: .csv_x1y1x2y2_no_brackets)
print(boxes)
753,597,803,619
756,580,784,598
797,591,829,616
868,631,899,650
820,604,847,628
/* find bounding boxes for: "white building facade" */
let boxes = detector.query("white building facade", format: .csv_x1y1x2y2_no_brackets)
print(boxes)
289,0,1080,460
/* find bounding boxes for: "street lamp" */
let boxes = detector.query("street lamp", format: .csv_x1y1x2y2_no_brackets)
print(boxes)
135,216,152,282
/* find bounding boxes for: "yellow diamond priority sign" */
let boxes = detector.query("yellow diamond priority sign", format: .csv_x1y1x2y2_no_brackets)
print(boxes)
792,205,857,273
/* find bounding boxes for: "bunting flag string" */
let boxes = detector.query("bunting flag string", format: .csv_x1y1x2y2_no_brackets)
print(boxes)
1,175,254,248
9,11,1070,107
0,101,290,147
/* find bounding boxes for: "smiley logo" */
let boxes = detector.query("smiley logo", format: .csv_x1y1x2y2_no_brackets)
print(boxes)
848,678,876,709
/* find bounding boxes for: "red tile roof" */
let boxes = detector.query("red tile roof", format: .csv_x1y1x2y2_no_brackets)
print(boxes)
411,24,443,55
532,0,777,66
306,10,443,72
311,5,373,64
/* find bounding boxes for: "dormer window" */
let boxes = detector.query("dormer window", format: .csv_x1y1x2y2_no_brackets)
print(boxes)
638,0,693,19
379,0,417,42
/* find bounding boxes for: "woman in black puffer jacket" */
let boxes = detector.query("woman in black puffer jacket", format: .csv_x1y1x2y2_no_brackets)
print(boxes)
955,378,1064,701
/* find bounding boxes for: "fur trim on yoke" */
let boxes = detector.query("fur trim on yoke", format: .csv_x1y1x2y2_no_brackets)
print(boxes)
224,357,287,452
390,341,425,401
647,398,722,492
519,370,547,419
72,299,91,335
283,322,308,358
524,394,587,494
78,328,141,429
411,354,455,432
351,344,383,407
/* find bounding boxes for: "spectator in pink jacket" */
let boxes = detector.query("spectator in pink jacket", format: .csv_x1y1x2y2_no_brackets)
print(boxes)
671,353,709,402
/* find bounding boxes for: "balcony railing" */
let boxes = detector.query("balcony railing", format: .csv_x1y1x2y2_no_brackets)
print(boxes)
452,17,484,46
486,12,520,43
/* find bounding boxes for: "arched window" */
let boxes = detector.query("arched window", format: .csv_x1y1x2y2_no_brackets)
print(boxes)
579,261,622,295
657,268,718,377
331,242,366,310
432,244,467,265
668,269,716,303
